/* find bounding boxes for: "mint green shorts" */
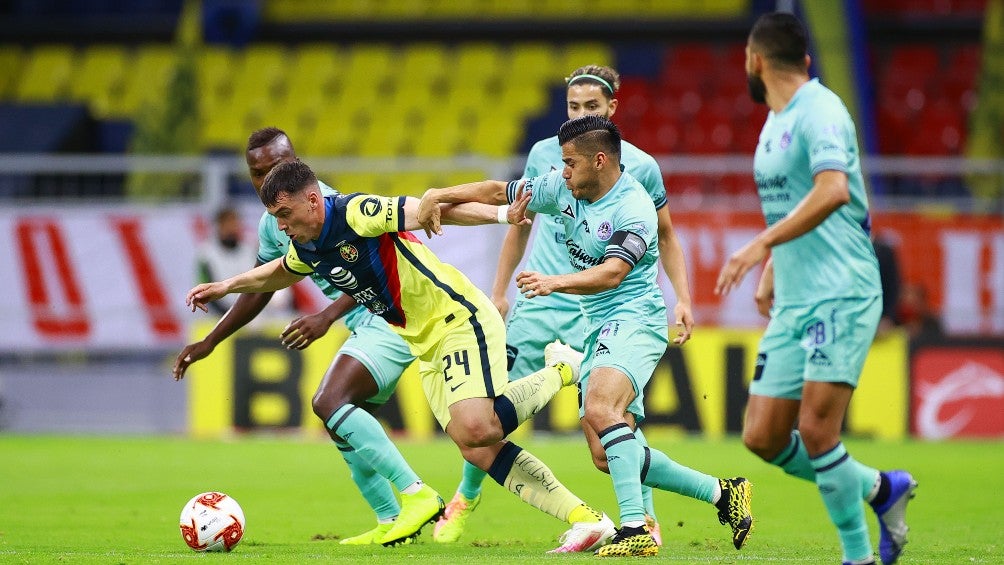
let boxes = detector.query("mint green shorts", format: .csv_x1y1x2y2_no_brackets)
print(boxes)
580,319,669,422
749,296,881,400
339,315,416,405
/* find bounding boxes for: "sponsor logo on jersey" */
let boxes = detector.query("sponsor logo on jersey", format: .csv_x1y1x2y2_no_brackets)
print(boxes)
596,343,611,356
561,204,574,219
596,221,613,241
599,321,619,337
809,348,832,366
329,266,359,289
339,244,359,262
360,197,382,217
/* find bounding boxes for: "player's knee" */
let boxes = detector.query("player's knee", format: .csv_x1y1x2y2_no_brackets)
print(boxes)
582,405,618,436
450,415,503,447
742,427,784,461
311,390,349,424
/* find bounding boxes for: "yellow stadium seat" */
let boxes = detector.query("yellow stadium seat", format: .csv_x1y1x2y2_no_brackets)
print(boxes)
326,171,382,194
69,45,130,119
508,43,559,82
557,42,614,77
385,170,439,197
119,45,176,116
0,45,24,99
197,47,236,116
450,42,504,86
15,45,76,102
398,43,449,85
231,44,288,106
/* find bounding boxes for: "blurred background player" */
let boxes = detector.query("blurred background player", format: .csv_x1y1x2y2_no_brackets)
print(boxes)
195,205,264,315
186,159,619,553
176,127,433,546
419,115,753,557
715,12,917,565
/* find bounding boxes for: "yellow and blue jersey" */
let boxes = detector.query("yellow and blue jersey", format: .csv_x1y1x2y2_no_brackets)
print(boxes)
283,193,488,356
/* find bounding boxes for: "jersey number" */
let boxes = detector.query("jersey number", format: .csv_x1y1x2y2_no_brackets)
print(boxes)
442,350,471,383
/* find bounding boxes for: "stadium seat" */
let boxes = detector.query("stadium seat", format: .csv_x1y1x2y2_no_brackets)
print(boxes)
68,45,130,119
0,45,24,99
119,44,177,117
15,45,77,102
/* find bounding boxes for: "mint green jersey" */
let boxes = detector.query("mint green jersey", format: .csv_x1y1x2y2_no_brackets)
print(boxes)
255,180,370,330
754,78,881,306
508,170,667,332
519,136,667,312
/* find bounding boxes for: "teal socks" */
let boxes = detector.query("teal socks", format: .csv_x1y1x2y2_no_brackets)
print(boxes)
811,442,873,562
326,404,420,492
599,423,646,524
334,440,400,520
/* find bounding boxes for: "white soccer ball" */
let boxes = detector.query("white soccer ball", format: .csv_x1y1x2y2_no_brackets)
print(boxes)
179,491,246,552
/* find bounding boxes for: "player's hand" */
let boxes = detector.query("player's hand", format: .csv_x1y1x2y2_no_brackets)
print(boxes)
515,270,556,298
417,189,443,238
672,302,694,345
173,340,215,381
280,312,333,350
754,257,775,317
186,282,227,312
506,187,533,226
492,294,510,319
715,238,769,296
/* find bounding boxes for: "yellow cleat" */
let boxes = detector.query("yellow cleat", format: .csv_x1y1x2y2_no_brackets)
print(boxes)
339,523,394,545
432,492,481,543
715,477,753,550
595,525,659,557
379,484,445,546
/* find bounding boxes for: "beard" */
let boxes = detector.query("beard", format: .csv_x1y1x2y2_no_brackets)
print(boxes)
747,72,767,104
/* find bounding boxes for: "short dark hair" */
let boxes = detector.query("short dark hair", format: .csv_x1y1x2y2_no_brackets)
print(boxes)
566,65,620,99
558,115,621,158
260,160,316,207
247,127,290,152
749,12,808,69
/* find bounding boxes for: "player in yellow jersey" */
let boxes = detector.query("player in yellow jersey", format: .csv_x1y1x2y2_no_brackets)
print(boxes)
185,160,616,552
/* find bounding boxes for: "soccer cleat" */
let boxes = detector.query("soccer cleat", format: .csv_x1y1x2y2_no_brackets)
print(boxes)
644,515,663,547
594,525,659,557
715,477,753,550
339,522,394,545
869,470,918,565
432,492,480,543
379,484,445,546
548,513,616,553
544,340,584,385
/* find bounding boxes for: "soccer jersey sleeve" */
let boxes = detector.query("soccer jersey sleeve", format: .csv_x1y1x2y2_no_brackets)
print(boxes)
507,169,563,216
283,245,314,276
343,194,406,237
256,211,285,264
802,103,853,177
604,204,656,269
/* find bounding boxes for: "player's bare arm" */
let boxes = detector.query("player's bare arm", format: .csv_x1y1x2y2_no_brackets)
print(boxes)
490,213,537,317
715,169,849,296
516,258,631,298
279,292,358,350
186,258,304,313
754,256,775,317
655,204,694,344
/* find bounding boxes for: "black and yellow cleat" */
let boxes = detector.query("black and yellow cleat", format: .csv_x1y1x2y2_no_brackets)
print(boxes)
715,477,753,550
594,525,659,558
380,484,445,546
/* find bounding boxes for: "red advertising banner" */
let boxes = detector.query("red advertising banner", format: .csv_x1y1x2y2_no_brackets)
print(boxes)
910,341,1004,439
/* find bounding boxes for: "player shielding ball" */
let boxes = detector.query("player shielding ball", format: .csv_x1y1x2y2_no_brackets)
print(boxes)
185,159,617,552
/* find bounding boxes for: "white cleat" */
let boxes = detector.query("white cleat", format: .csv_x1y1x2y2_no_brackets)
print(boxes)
547,513,615,553
544,339,584,385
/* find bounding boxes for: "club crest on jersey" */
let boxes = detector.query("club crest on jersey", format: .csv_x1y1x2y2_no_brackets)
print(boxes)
596,221,613,241
779,131,792,150
360,197,382,217
339,244,359,262
599,321,619,337
329,266,359,289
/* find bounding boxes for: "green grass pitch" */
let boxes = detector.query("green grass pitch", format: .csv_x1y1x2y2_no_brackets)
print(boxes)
1,434,1000,563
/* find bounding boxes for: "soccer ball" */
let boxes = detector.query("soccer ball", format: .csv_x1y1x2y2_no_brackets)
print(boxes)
179,492,246,552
